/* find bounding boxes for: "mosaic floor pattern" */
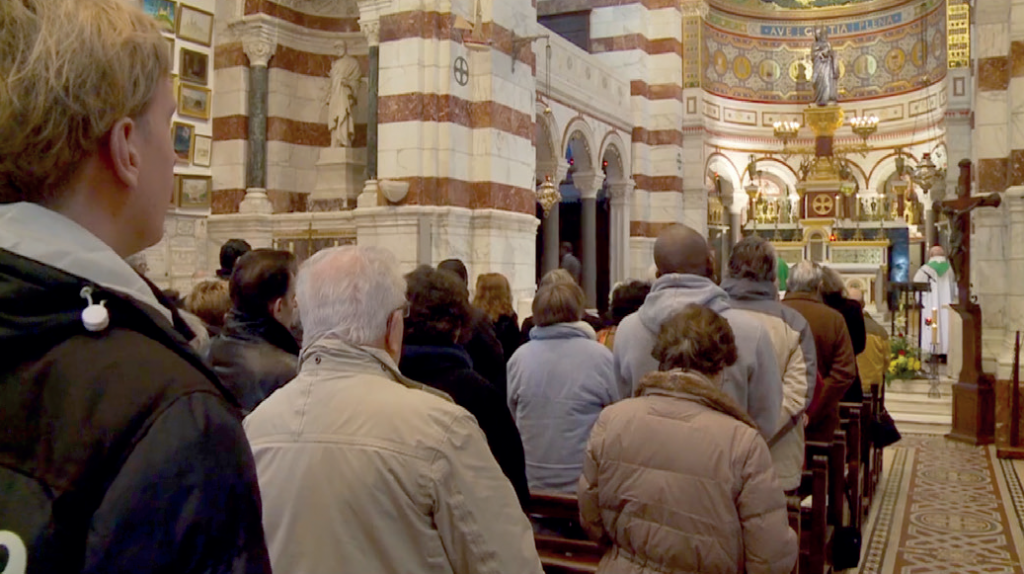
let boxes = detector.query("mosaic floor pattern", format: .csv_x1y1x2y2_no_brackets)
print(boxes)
858,435,1024,574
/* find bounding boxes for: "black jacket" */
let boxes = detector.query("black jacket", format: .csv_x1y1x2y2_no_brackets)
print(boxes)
458,308,507,398
492,312,521,362
824,293,867,402
400,344,530,508
0,249,271,574
208,310,299,415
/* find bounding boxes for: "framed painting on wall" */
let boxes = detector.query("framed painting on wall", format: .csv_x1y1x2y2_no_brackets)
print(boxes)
169,177,180,207
171,121,194,164
178,175,212,209
177,4,214,46
179,48,208,85
192,134,212,167
142,0,176,34
178,83,211,120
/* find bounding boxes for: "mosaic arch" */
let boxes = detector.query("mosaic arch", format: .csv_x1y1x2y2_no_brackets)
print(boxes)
702,0,947,103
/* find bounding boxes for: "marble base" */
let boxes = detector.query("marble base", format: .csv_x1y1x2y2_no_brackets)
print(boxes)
311,147,367,209
239,188,274,215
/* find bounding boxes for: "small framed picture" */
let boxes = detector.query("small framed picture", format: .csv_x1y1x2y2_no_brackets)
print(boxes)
142,0,176,34
193,134,212,167
179,48,208,85
177,83,211,120
171,121,194,164
177,4,214,46
169,176,181,207
178,175,212,209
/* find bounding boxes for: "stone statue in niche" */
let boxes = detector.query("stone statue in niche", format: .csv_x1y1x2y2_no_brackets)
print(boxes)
811,27,839,106
327,41,361,148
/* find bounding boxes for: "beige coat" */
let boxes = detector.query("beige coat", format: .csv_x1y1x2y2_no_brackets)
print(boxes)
245,338,543,574
578,370,797,574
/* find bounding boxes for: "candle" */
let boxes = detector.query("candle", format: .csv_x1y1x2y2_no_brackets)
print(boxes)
931,307,938,324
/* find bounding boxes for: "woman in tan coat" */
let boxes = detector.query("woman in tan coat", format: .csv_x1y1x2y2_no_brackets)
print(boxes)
578,304,797,574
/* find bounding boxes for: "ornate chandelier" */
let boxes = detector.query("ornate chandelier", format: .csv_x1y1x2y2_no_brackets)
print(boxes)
537,175,561,218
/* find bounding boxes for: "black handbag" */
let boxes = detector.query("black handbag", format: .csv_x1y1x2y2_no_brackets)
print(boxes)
832,526,862,569
871,406,902,448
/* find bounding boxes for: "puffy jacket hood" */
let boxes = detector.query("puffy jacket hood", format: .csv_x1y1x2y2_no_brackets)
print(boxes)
638,274,731,333
637,369,758,429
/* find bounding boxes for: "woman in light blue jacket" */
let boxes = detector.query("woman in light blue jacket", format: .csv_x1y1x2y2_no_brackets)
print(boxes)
507,281,618,492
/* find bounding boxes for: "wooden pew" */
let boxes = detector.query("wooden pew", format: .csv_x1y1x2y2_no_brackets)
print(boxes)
527,491,603,574
859,393,875,519
839,402,864,531
869,383,885,496
799,454,831,574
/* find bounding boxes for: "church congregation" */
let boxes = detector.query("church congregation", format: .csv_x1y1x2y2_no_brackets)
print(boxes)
6,0,1024,573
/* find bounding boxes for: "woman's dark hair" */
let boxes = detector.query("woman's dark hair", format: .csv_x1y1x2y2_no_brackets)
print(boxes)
217,238,252,279
404,265,471,345
652,304,738,376
606,281,650,326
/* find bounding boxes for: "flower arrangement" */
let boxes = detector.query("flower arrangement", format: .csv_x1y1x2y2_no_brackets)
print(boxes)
886,333,923,382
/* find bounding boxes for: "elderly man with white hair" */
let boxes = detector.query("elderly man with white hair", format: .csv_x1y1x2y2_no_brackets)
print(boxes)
782,261,856,444
244,246,543,574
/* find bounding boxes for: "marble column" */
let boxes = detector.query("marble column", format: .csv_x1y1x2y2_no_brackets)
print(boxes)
538,159,570,277
542,204,560,275
573,170,605,307
239,35,276,215
608,180,635,285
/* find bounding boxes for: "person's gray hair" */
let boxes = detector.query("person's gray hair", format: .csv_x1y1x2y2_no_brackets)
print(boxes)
820,266,845,296
786,260,822,294
296,246,407,348
727,236,776,283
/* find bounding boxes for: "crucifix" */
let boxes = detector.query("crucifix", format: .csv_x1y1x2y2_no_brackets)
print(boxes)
936,159,1003,445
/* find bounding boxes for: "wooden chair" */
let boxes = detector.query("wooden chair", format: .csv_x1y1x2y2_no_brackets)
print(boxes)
799,454,831,574
527,491,603,574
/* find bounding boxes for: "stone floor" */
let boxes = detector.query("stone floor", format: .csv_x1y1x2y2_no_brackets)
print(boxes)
855,434,1024,573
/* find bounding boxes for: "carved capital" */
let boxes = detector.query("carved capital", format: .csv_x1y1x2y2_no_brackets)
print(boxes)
242,35,277,67
538,159,570,187
356,0,392,46
573,170,606,200
359,18,381,46
608,180,635,203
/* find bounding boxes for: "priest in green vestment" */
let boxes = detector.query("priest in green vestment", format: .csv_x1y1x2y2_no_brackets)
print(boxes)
913,245,957,357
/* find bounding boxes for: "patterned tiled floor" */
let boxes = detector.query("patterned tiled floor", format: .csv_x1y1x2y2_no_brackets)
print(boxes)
858,435,1024,573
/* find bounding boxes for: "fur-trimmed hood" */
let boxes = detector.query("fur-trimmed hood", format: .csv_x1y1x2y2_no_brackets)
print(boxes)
636,369,758,429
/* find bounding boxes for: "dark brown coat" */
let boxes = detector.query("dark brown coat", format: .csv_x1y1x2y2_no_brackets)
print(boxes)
782,292,857,443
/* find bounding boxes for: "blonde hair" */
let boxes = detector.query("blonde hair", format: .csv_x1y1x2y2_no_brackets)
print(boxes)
0,0,171,203
539,268,576,288
473,273,514,321
186,280,232,329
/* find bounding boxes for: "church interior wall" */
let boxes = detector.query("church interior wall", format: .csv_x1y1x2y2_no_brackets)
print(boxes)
139,0,218,291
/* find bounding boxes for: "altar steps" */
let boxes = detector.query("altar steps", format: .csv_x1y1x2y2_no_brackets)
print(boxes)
885,378,954,435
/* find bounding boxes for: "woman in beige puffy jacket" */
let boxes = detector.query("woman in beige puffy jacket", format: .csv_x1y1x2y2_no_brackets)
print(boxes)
578,304,797,574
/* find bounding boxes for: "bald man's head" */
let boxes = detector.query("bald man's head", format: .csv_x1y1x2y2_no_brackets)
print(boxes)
653,224,714,278
929,245,945,259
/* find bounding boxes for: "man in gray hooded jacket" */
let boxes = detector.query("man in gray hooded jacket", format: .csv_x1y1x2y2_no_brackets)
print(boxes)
614,225,782,437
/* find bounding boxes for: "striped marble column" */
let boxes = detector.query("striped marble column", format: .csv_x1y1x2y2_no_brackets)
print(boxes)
587,0,684,243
